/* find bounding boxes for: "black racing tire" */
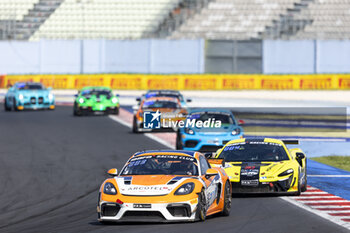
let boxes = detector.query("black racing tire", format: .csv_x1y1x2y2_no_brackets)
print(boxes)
195,190,207,221
73,103,82,116
4,98,11,111
114,107,119,115
221,180,231,216
176,132,183,150
293,171,301,196
132,116,139,133
13,99,18,111
301,172,307,192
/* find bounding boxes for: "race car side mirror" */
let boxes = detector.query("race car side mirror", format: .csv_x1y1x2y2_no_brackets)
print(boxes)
205,169,219,179
296,153,305,159
116,94,120,97
136,97,141,102
204,152,214,159
186,99,192,103
74,94,78,97
107,168,118,177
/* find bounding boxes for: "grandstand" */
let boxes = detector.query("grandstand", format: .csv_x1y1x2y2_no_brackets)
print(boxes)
0,0,349,40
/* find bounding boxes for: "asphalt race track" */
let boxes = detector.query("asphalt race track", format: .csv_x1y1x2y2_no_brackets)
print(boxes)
0,106,348,233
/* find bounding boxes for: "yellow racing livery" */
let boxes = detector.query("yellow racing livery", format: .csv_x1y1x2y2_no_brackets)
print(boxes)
210,138,307,195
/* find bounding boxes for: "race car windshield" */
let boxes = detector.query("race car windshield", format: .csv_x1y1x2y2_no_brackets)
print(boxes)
218,143,289,162
121,155,199,176
81,89,111,97
17,83,44,90
145,91,183,101
189,112,234,125
142,100,179,109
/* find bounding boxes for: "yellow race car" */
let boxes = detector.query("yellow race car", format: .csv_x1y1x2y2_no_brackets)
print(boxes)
209,138,307,195
97,150,231,222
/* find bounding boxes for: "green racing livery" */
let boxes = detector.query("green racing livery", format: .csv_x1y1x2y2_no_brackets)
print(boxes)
73,86,119,116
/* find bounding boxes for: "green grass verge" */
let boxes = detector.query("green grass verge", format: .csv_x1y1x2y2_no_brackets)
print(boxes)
311,156,350,172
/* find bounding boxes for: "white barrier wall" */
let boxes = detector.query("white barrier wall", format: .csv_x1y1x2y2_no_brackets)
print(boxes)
263,40,350,74
0,39,205,74
263,40,316,74
1,39,350,74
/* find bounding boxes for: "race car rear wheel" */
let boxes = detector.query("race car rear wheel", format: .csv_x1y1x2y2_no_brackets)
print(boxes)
196,190,206,221
114,107,119,115
221,180,231,216
4,98,11,111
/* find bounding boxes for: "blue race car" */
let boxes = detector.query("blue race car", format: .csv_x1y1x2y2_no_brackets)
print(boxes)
136,90,191,108
4,82,55,111
176,109,244,152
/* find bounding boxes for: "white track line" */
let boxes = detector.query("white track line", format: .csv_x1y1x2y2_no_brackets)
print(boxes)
281,197,350,229
108,112,350,231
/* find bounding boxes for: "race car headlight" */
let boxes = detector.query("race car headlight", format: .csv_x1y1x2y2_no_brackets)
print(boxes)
18,94,24,100
103,182,117,195
174,182,194,195
112,97,118,104
278,169,294,177
184,128,194,135
48,93,54,100
231,128,241,135
78,98,84,104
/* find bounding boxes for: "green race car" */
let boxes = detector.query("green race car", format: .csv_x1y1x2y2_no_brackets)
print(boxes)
73,86,119,116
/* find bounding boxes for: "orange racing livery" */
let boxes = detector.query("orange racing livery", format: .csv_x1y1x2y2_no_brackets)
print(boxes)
97,150,231,222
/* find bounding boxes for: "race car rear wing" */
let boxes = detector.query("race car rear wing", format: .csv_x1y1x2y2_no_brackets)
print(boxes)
282,140,299,145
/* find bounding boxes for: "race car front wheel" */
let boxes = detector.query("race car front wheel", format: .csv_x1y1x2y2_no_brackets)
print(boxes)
221,180,231,216
132,117,139,133
176,132,183,150
4,98,11,111
196,190,207,221
301,172,307,192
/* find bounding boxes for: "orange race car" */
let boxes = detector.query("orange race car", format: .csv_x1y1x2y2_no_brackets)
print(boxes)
132,96,188,133
97,150,231,222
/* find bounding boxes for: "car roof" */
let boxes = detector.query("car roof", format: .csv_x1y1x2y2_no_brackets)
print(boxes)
189,108,233,114
132,150,198,158
143,96,180,102
225,138,285,146
80,86,111,91
147,90,180,94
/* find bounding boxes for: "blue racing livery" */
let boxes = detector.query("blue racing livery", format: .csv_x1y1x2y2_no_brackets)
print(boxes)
4,82,55,111
176,109,244,152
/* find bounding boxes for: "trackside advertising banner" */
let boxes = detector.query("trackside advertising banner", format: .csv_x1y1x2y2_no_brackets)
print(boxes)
1,74,350,90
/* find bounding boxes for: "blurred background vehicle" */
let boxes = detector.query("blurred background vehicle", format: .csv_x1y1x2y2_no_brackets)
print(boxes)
176,109,244,152
136,90,191,108
4,82,55,111
132,96,188,133
73,86,119,116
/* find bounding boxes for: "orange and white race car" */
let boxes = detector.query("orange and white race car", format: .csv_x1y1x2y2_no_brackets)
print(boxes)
97,150,231,222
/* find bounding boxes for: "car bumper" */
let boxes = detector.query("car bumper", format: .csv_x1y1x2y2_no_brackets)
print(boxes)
230,176,296,194
98,201,197,222
18,102,55,110
78,106,118,114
